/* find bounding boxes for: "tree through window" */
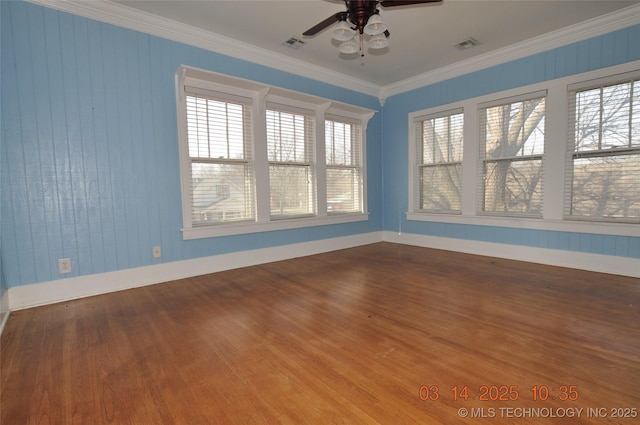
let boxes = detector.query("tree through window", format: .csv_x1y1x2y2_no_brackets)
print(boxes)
414,109,463,213
479,93,546,216
566,74,640,221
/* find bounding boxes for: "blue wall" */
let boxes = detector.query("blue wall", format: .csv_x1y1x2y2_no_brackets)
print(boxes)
381,24,640,259
0,1,382,288
1,1,638,291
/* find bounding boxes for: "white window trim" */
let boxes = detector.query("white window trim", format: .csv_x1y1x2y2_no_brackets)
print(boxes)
407,60,640,237
564,69,640,223
325,111,371,217
176,65,374,240
266,101,318,220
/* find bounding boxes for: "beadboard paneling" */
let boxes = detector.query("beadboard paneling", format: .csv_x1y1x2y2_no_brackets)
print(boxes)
0,1,382,289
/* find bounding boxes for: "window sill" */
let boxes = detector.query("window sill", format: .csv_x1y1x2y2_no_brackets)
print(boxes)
183,213,369,240
406,212,638,237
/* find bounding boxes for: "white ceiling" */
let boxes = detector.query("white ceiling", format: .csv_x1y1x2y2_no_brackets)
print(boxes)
34,1,640,97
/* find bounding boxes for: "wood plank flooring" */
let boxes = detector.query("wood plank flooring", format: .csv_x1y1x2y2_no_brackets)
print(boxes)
1,242,639,424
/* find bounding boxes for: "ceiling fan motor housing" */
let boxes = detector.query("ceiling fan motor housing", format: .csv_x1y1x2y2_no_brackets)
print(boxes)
302,0,442,38
346,0,379,33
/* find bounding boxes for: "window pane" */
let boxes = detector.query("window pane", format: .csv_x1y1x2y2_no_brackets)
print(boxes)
420,164,461,212
191,162,254,225
269,165,313,217
326,119,363,214
326,121,353,166
483,159,543,214
416,111,463,213
421,114,463,164
267,110,311,163
485,98,545,159
327,168,361,213
601,83,631,149
480,94,545,217
186,95,248,160
570,154,640,219
575,88,602,152
575,81,639,152
568,77,640,221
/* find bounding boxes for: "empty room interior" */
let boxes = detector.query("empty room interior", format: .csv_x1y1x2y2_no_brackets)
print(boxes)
1,1,639,423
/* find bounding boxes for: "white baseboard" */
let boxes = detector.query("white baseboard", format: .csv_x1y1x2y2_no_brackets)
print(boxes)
383,231,640,278
0,288,10,336
7,230,637,311
8,232,383,311
0,310,9,335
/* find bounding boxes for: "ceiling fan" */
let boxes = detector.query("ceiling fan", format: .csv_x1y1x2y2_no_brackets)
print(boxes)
303,0,443,55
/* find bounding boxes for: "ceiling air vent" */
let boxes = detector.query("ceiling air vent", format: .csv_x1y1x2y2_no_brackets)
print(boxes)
454,37,481,51
282,37,305,49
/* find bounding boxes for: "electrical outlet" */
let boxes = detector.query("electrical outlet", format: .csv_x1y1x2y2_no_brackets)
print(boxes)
58,258,72,274
153,246,161,258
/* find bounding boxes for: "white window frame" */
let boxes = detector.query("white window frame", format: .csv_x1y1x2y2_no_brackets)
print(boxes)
175,65,374,240
564,70,640,223
183,88,257,227
325,114,366,215
266,101,317,219
411,107,464,215
478,91,547,218
407,60,640,237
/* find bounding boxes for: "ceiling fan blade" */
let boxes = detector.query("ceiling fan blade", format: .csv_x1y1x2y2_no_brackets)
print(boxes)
303,11,347,36
380,0,442,7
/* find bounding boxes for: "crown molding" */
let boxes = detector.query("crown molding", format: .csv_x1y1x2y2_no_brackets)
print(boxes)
25,1,640,103
380,3,640,101
24,0,381,98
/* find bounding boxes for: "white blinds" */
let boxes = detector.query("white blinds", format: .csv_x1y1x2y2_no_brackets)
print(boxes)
565,74,640,221
185,91,255,225
414,109,463,213
266,105,316,218
478,92,546,216
325,119,363,214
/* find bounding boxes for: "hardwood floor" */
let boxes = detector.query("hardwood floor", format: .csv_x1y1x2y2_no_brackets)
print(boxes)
1,243,639,424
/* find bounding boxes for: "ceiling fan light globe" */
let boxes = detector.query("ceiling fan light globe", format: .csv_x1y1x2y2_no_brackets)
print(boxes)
332,21,355,41
364,14,387,36
368,34,389,50
338,38,359,54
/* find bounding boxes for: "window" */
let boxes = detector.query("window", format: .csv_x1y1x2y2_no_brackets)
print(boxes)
413,109,463,213
479,92,546,216
325,118,363,214
176,66,373,239
407,63,637,238
267,106,316,218
185,91,255,226
566,73,640,222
